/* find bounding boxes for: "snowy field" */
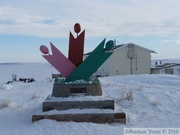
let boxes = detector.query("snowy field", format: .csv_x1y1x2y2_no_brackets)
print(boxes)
0,63,180,135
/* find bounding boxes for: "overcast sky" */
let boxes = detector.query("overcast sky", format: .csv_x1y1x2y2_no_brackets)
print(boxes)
1,0,180,62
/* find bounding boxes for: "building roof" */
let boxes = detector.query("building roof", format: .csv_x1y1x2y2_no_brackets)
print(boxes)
113,43,156,53
151,63,180,69
84,43,156,55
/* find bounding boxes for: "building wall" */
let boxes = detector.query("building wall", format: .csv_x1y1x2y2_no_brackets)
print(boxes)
151,69,160,74
94,56,111,76
132,47,151,74
109,47,131,75
95,46,151,76
174,66,180,75
158,66,180,75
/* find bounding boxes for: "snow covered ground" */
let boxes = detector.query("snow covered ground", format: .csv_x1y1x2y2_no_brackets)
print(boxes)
0,63,180,135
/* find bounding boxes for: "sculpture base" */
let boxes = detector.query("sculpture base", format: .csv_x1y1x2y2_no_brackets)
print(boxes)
43,95,114,112
52,77,102,97
32,78,126,123
32,95,126,124
32,108,126,124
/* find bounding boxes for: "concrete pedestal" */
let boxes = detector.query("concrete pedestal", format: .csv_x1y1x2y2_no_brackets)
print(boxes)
52,78,102,97
43,96,114,112
32,112,126,123
32,78,126,123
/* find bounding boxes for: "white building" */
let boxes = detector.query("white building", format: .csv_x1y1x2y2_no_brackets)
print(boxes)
85,43,156,77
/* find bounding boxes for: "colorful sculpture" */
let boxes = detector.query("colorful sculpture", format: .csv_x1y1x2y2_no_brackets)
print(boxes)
33,23,127,123
40,43,76,77
68,23,85,67
65,39,113,81
40,23,114,82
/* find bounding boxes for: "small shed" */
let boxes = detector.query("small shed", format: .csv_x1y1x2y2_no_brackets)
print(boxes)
84,43,156,77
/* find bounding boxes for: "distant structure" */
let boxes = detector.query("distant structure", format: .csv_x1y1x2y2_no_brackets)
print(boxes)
151,60,180,75
84,43,156,76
